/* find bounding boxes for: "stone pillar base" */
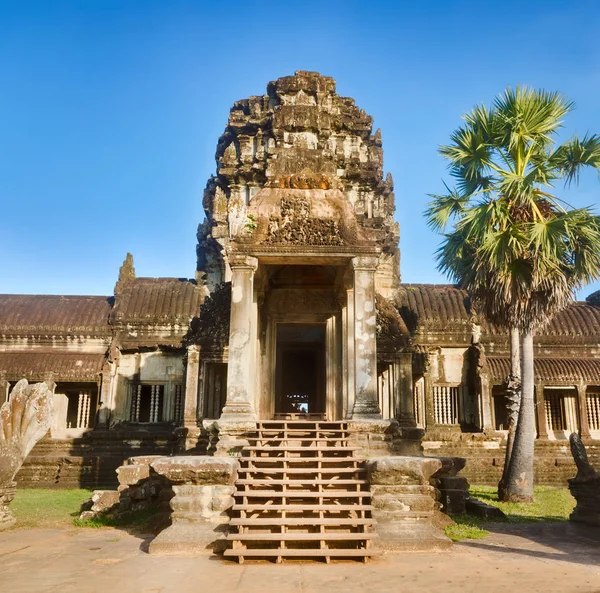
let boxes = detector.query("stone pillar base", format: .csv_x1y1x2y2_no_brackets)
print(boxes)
174,426,208,453
149,522,228,555
148,457,239,556
0,482,16,531
204,419,256,456
365,457,452,552
431,457,469,515
347,420,424,456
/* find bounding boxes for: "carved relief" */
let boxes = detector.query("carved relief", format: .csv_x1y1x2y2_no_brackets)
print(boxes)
267,289,340,316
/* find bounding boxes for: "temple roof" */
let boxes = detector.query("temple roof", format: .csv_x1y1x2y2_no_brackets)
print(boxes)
0,295,112,336
0,351,106,382
110,278,203,325
487,356,600,384
396,284,600,339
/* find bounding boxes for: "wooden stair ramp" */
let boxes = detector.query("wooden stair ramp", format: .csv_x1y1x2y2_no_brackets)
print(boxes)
224,420,379,564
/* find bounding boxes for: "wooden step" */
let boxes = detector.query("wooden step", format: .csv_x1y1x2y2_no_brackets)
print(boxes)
246,435,350,443
237,467,366,475
232,504,374,512
234,491,370,499
236,478,369,486
230,517,377,526
243,446,360,453
228,532,378,541
255,428,350,434
224,548,379,558
240,456,362,463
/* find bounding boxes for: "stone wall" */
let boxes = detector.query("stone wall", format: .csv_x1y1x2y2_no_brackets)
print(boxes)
424,433,600,486
16,427,179,488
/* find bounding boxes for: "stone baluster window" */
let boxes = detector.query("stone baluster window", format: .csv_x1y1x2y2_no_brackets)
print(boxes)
544,387,578,438
433,384,460,425
76,390,92,429
173,384,184,424
586,389,600,432
129,383,165,423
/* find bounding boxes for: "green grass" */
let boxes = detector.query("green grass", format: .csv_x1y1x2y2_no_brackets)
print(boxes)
10,488,93,528
445,515,489,542
469,485,575,523
445,485,576,542
10,488,161,532
73,506,161,530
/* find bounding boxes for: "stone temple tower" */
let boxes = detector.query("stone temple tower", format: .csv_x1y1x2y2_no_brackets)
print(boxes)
190,71,412,433
196,70,400,297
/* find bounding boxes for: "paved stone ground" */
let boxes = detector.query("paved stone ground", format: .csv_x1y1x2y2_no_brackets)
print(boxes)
0,523,599,593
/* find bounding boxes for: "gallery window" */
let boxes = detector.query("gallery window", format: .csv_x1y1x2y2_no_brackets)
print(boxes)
586,389,600,432
432,384,460,425
129,384,165,423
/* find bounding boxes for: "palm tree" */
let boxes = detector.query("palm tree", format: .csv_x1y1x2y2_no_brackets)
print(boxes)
426,86,600,502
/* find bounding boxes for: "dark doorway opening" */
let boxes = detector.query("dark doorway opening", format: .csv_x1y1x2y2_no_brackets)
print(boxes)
275,324,326,417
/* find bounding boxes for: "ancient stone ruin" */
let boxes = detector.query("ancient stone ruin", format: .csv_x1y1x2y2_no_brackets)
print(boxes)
568,433,600,526
0,379,53,530
2,70,600,558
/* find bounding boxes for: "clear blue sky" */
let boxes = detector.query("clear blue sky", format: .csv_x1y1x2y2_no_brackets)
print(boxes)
2,1,600,299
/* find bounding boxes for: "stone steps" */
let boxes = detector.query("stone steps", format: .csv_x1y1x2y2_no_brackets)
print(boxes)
226,420,379,563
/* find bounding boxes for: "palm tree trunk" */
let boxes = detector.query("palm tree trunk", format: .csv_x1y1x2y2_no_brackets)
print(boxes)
498,327,521,500
501,329,535,502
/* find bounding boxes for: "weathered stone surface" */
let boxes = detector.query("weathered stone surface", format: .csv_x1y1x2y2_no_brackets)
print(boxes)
151,456,239,485
117,463,150,486
148,457,237,555
0,380,54,486
0,482,16,530
0,380,53,531
125,455,166,466
465,497,507,520
90,489,120,513
148,523,227,556
568,433,600,526
170,484,235,522
366,456,442,486
364,455,451,551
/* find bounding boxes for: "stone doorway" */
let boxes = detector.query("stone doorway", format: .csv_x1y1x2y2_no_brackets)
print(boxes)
275,324,326,418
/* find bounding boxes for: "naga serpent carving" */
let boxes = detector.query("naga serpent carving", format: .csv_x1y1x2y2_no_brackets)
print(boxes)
0,379,54,530
569,432,597,480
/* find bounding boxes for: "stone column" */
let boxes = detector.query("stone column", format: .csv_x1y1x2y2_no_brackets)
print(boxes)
0,372,8,406
577,383,592,439
184,345,201,426
221,254,258,422
97,364,114,428
424,372,436,428
479,375,494,431
535,382,548,439
397,352,415,426
346,286,356,418
351,256,381,419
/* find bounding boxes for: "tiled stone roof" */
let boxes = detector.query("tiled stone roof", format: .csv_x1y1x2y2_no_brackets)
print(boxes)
111,278,203,324
487,356,600,384
396,284,600,339
0,351,106,382
0,295,112,336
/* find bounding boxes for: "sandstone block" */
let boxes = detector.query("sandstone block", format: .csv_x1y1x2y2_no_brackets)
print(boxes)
366,456,442,486
117,464,150,486
90,490,120,513
151,456,238,485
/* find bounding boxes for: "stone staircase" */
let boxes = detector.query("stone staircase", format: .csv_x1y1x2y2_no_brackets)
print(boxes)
224,420,379,563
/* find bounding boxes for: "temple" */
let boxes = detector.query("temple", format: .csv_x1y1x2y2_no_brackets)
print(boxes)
1,71,599,488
